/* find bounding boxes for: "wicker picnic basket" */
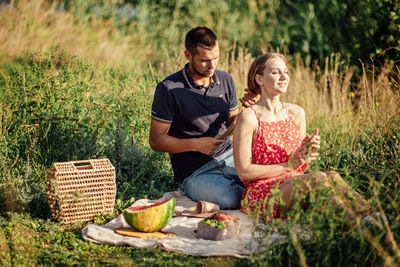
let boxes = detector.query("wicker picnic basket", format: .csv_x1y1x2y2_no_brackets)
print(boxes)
46,158,116,224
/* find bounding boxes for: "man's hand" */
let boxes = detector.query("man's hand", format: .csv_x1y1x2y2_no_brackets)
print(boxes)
239,88,260,107
194,137,225,155
150,118,225,155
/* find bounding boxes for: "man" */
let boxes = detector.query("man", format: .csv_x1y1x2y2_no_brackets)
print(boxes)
150,26,256,209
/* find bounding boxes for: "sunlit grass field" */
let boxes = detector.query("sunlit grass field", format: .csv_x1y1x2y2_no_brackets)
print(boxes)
1,1,399,266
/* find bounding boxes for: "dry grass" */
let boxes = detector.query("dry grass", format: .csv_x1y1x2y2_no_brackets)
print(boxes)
0,1,398,148
0,226,11,266
0,0,139,67
220,51,400,134
1,1,398,131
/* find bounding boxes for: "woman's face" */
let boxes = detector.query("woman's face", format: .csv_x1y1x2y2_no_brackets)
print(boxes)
256,57,289,95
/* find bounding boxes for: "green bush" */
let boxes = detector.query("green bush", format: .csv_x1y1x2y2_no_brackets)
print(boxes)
60,0,400,67
0,48,174,217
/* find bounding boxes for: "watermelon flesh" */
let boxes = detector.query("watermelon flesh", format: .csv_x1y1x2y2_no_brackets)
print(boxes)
123,198,175,232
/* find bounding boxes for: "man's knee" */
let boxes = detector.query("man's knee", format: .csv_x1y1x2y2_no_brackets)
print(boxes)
182,179,243,210
218,194,242,210
181,178,201,202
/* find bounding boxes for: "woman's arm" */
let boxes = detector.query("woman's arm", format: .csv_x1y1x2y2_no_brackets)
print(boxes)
286,103,320,168
233,108,291,182
286,103,306,139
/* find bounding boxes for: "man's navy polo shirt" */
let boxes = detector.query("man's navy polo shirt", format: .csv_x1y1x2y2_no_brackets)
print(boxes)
151,64,238,183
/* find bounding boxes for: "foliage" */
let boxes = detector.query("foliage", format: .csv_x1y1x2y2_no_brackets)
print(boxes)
0,0,139,68
250,117,400,266
59,0,400,67
2,0,398,76
0,46,398,266
0,0,399,265
0,47,174,218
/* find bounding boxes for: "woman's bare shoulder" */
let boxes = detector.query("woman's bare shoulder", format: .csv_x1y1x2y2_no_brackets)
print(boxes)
284,103,305,120
237,106,259,126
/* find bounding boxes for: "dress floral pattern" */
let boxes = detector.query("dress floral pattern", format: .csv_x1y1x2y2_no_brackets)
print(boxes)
241,105,305,218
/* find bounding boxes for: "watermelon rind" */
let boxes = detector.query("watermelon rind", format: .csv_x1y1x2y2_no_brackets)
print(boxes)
123,198,175,232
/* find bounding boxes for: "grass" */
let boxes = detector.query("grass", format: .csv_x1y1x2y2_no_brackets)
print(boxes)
242,111,400,266
0,0,400,266
0,0,157,70
1,213,253,266
1,46,398,266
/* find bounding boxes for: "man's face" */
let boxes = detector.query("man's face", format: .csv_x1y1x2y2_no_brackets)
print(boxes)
185,43,220,78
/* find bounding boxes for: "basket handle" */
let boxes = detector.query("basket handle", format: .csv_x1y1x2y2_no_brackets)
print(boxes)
70,160,95,166
54,160,96,172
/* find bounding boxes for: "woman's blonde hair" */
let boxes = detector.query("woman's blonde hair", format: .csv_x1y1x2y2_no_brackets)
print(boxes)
247,52,287,95
218,52,287,140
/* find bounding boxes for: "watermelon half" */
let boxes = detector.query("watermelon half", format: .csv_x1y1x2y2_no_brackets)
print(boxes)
123,198,175,232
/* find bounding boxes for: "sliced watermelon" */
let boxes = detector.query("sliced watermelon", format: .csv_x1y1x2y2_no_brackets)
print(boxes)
123,198,175,232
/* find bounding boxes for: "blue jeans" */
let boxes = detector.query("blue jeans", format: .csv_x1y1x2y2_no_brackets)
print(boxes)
180,149,245,210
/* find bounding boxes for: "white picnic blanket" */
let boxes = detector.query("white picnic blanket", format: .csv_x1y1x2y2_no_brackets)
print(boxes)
82,190,285,258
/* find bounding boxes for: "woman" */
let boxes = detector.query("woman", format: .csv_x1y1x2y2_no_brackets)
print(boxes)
233,52,371,219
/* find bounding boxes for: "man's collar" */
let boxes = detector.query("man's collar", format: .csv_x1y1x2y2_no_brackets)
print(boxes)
182,63,220,89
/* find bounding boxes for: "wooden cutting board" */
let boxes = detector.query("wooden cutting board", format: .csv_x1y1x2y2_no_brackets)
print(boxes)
179,211,215,218
115,228,176,239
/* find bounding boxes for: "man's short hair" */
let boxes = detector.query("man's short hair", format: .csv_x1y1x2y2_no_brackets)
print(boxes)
185,26,218,54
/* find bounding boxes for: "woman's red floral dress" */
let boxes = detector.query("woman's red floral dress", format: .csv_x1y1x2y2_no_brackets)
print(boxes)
241,105,305,218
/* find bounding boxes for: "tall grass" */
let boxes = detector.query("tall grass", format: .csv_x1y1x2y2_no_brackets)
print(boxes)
0,48,174,218
0,0,399,265
0,0,139,67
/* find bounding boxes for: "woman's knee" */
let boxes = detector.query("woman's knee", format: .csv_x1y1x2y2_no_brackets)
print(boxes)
301,171,326,187
326,171,343,183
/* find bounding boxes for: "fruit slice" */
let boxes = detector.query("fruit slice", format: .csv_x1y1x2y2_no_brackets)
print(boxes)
123,198,175,232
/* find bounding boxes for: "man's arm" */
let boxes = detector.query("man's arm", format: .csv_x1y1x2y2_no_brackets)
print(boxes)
149,118,224,155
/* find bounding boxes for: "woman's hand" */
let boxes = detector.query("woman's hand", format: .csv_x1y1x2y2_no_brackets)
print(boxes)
289,128,320,170
300,128,320,152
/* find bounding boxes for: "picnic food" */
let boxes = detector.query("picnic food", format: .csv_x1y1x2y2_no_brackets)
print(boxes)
196,200,220,214
123,198,175,232
197,212,239,240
